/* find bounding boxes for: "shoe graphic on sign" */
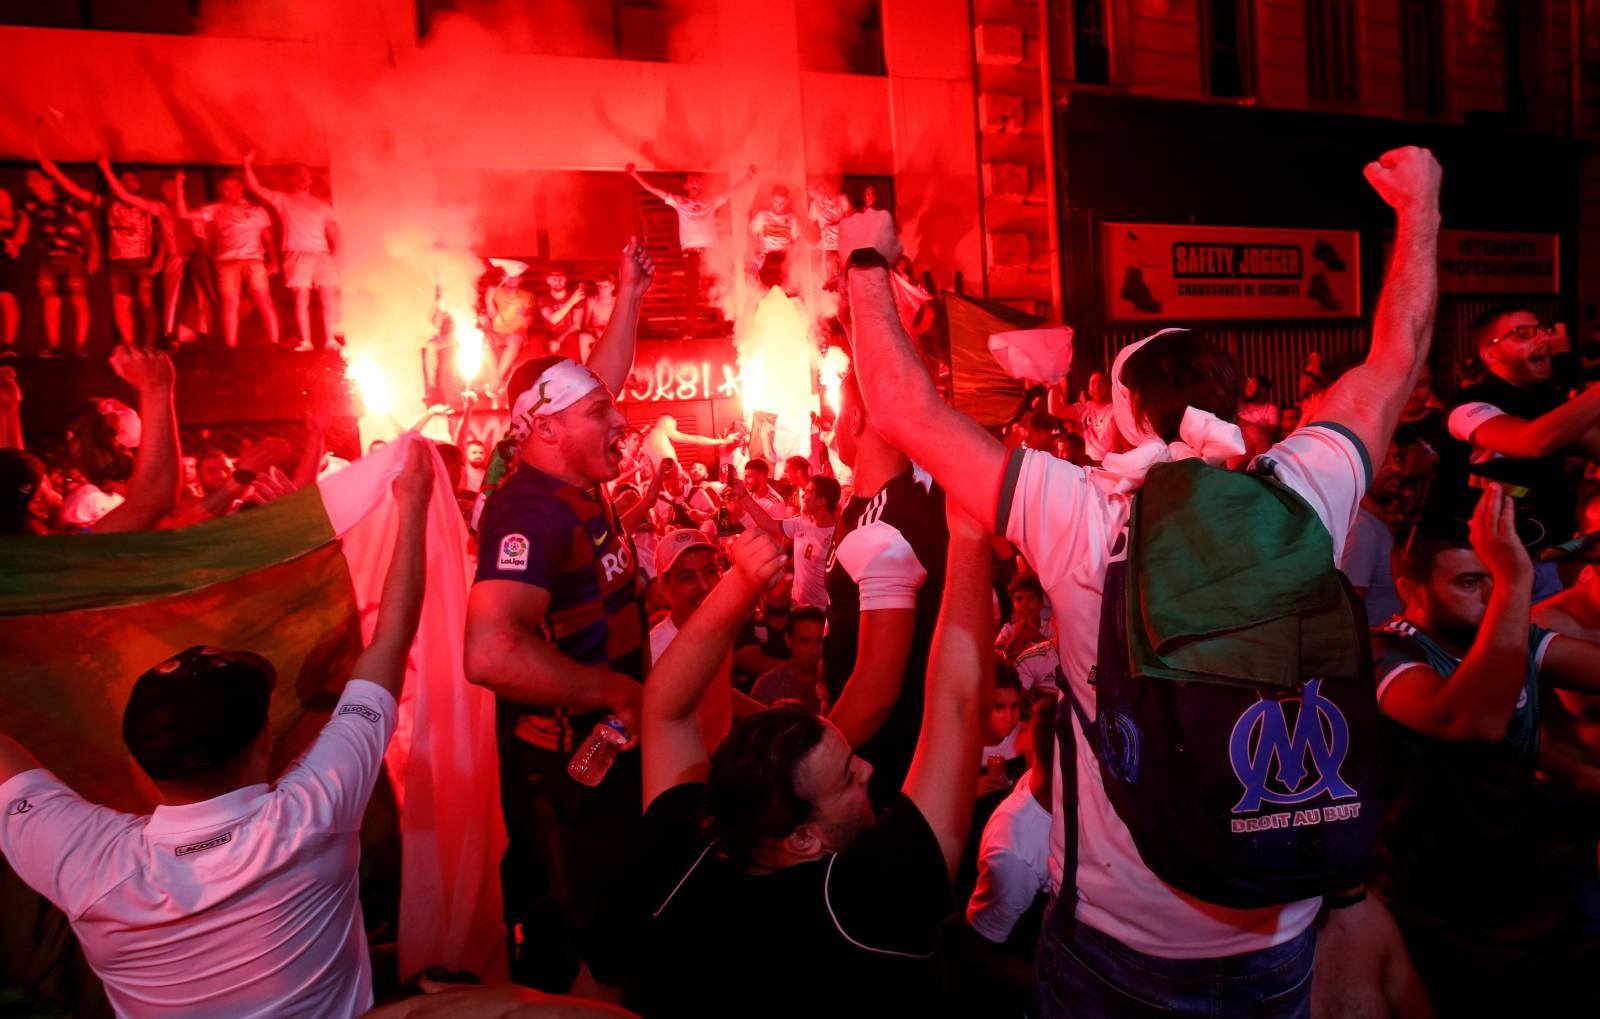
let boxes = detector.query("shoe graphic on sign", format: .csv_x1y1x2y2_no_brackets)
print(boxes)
1308,273,1341,312
1120,267,1162,314
1312,238,1347,273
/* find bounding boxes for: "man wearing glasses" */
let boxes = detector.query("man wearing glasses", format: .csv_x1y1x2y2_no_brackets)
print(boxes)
1429,305,1600,598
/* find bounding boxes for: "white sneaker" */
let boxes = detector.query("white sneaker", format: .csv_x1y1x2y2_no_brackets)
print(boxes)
292,339,315,352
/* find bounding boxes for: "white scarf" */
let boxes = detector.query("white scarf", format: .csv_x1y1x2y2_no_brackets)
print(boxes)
1094,328,1246,494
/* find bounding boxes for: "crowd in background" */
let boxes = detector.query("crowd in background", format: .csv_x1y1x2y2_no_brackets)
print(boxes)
6,142,1600,1019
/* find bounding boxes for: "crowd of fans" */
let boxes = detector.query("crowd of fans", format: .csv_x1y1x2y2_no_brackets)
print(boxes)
5,141,1600,1019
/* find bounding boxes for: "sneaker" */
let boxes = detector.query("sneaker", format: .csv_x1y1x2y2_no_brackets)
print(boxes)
1308,273,1341,312
293,339,316,352
1312,238,1347,273
1119,267,1162,314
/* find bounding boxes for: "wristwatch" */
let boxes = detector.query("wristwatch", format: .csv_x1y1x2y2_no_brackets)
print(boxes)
844,247,891,273
232,468,258,486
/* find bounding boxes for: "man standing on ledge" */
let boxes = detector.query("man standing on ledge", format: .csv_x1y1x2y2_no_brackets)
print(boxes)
464,238,654,1000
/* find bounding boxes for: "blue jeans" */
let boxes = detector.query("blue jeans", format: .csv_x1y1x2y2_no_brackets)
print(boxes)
1035,914,1316,1018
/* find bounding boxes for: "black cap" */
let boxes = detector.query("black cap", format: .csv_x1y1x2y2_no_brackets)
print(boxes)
122,646,276,782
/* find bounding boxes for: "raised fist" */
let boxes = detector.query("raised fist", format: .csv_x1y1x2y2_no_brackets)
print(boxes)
619,236,656,297
1363,146,1442,215
731,528,786,591
109,346,175,394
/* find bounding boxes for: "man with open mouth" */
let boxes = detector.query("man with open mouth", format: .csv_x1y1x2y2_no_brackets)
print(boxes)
1427,306,1600,600
464,237,655,1000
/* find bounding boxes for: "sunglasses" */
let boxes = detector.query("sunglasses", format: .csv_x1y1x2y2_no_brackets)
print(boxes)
1491,323,1553,345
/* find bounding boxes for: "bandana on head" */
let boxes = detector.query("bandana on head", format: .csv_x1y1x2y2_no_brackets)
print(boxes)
472,360,606,532
506,359,606,445
1095,328,1246,495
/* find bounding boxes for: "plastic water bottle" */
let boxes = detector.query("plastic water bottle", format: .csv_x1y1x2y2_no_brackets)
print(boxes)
567,717,630,787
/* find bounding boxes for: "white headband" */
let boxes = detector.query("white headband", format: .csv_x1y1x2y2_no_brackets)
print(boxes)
508,359,605,444
1096,328,1245,494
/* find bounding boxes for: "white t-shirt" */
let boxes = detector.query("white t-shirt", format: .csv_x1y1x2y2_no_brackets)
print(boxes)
1075,400,1118,463
1237,401,1282,432
1013,639,1061,694
980,725,1023,767
741,486,788,526
0,680,397,1019
1340,506,1403,628
649,615,680,664
198,201,271,261
967,771,1053,943
781,516,835,609
268,190,336,254
61,483,124,528
1000,424,1368,959
664,194,724,251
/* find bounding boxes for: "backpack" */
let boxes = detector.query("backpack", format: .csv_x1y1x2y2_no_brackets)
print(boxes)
1057,459,1381,911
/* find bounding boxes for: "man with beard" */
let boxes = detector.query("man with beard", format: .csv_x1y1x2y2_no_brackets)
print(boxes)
1427,306,1600,598
1373,488,1600,1015
463,238,654,999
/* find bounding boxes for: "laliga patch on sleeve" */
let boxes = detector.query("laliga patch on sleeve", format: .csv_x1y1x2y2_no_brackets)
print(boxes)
498,533,530,571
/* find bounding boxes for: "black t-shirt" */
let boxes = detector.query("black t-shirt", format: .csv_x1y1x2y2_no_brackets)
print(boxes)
633,783,953,1018
1426,375,1574,550
823,468,948,805
1370,621,1563,934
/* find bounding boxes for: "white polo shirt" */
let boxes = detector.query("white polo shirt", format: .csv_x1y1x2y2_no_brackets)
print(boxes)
1000,424,1367,959
0,680,397,1019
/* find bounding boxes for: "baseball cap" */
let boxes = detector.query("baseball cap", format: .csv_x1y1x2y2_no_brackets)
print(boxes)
656,528,717,577
122,645,277,782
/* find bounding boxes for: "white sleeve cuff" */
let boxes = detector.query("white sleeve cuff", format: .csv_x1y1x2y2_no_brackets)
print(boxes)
1448,402,1508,443
836,520,927,612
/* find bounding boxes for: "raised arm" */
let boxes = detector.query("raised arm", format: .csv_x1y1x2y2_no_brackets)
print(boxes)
725,477,784,540
172,169,201,222
239,150,279,204
840,211,1008,525
95,156,160,214
350,438,433,697
94,349,180,534
618,463,668,534
625,164,675,204
586,237,654,392
1380,486,1533,742
1540,633,1600,695
1312,147,1441,461
712,164,759,211
902,503,995,878
642,529,784,807
33,136,95,206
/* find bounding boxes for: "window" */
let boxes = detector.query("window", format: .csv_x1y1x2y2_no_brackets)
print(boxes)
1202,0,1253,98
417,0,715,63
1071,0,1111,84
1305,0,1359,106
1399,0,1444,117
1,0,198,33
796,0,886,76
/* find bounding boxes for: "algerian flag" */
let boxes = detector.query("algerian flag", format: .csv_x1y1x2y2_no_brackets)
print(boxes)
0,440,505,982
